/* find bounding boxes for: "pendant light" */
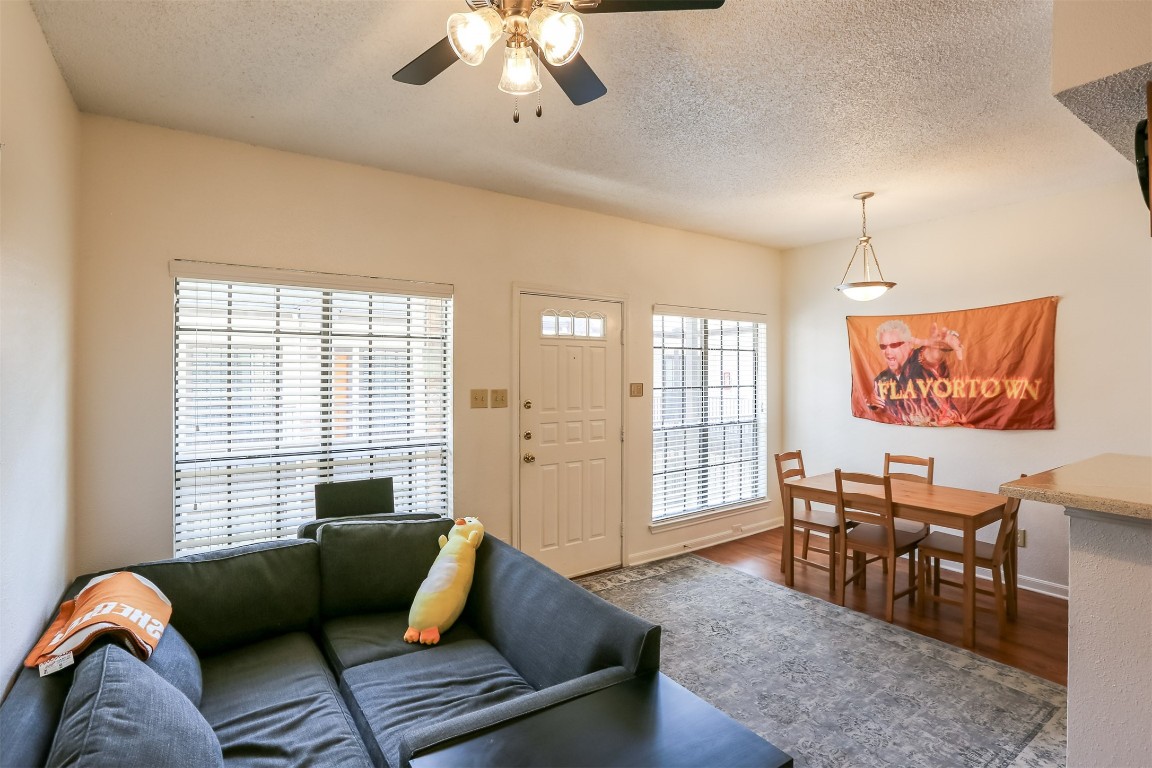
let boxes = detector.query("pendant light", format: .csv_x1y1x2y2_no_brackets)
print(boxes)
836,192,896,301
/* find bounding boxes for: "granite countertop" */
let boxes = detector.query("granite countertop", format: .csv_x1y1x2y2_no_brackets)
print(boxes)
1000,453,1152,520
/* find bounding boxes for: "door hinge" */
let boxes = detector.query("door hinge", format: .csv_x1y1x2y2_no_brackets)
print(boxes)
620,427,625,442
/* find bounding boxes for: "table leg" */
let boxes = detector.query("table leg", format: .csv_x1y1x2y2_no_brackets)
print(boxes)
783,487,795,587
963,522,976,647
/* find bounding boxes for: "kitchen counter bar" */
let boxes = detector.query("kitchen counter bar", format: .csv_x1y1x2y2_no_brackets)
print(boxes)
999,453,1151,520
1000,452,1151,768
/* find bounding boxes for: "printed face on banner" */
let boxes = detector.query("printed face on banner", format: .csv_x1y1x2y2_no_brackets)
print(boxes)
846,297,1058,430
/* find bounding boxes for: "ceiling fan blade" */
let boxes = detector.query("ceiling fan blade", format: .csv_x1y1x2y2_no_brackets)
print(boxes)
537,49,607,105
575,0,724,13
393,36,459,85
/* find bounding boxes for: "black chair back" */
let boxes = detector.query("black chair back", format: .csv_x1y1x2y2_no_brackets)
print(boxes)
314,477,394,519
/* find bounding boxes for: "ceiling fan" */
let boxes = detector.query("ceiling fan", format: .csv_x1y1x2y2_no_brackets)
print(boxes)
392,0,725,110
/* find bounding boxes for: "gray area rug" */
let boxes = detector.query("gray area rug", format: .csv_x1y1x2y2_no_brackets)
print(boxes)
578,555,1066,768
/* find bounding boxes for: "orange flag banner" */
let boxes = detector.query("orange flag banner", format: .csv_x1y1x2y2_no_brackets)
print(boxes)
847,297,1058,430
24,571,172,668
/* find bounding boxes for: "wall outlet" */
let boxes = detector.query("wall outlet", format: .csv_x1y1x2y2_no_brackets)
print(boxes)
1016,529,1027,548
490,389,508,408
470,389,488,408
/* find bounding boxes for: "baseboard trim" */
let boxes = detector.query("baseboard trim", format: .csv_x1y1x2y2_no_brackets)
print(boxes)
628,517,781,567
627,520,1070,600
935,561,1068,600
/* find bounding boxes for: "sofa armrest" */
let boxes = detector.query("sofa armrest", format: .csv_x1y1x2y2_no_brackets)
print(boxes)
463,537,660,689
396,666,633,768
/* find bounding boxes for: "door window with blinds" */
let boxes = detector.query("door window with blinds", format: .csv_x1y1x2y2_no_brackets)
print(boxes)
173,265,452,554
652,307,767,522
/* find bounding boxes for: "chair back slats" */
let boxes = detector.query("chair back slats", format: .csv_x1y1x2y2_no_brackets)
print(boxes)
834,470,896,533
992,474,1026,565
774,450,812,512
884,453,934,484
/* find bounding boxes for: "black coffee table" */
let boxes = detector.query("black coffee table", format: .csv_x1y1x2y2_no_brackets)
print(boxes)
410,672,793,767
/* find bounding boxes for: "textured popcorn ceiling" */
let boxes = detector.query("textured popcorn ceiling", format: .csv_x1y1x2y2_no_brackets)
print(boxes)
29,0,1139,248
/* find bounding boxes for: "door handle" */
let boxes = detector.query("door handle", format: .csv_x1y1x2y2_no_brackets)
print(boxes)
523,453,536,463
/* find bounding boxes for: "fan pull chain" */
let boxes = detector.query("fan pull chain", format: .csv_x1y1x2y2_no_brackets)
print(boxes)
513,96,520,124
536,90,542,118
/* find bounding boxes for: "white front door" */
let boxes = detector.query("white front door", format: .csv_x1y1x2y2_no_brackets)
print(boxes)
518,293,623,577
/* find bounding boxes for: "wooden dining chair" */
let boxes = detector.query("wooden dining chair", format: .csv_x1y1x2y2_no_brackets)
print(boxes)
774,451,844,593
916,476,1024,633
881,453,933,566
883,453,935,484
833,470,928,622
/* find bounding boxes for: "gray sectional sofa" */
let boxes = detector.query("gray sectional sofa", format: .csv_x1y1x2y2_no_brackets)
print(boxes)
0,516,661,767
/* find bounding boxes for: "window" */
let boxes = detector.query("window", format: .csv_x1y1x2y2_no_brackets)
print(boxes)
652,307,767,522
172,263,452,554
540,309,606,338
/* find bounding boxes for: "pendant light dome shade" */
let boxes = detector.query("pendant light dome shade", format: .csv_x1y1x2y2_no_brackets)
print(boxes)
836,192,896,301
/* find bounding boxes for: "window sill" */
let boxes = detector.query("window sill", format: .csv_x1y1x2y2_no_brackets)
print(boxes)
649,499,769,534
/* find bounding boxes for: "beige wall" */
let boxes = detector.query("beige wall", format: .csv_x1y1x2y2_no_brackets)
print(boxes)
73,115,785,574
781,180,1152,596
1051,0,1152,92
0,1,79,691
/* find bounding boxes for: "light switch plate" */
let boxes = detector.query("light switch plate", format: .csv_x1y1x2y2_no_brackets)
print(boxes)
470,389,488,408
490,389,508,408
629,383,644,397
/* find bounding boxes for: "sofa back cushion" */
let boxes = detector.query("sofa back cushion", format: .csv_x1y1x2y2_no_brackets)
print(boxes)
318,518,454,618
46,644,223,767
128,539,319,656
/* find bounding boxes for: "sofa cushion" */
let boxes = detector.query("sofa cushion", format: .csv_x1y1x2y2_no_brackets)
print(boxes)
320,611,482,676
146,624,202,706
46,644,222,768
128,539,320,656
199,631,372,768
341,638,535,768
318,518,454,618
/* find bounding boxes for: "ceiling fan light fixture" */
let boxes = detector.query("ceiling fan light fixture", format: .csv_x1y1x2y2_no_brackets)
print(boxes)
446,7,503,66
499,41,541,95
527,7,584,66
835,192,896,301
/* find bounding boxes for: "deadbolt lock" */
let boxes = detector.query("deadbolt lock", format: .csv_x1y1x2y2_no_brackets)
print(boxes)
523,400,532,409
523,453,536,463
523,431,533,440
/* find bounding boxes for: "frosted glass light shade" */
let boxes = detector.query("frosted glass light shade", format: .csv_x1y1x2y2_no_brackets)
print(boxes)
498,45,541,95
836,281,896,301
528,7,584,65
447,7,503,66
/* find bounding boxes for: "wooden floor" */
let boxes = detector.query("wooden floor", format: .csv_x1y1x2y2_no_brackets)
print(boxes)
697,528,1068,686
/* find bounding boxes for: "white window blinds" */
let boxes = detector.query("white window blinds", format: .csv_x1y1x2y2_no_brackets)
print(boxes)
173,271,452,554
652,308,767,522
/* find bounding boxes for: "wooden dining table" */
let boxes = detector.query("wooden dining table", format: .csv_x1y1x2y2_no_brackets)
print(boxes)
782,472,1011,648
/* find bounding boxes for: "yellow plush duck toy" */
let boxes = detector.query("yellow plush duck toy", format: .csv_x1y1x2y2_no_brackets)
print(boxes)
403,517,485,645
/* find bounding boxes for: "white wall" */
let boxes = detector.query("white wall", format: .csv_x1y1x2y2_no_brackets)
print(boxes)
782,181,1152,594
72,115,784,575
0,1,79,693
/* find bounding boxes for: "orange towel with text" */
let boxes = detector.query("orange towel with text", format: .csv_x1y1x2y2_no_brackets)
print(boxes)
24,571,173,667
